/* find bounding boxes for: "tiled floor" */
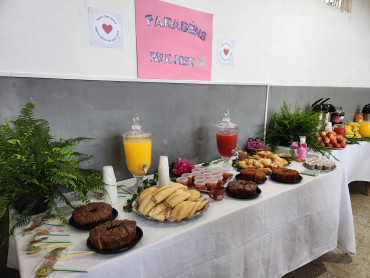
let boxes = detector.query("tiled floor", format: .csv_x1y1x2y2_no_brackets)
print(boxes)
2,182,369,278
283,181,370,278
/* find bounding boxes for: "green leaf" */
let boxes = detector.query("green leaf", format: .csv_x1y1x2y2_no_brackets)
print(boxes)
0,102,104,246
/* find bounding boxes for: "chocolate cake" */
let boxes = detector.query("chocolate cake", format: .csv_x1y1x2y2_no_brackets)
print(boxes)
272,168,300,182
240,168,266,182
227,180,258,198
89,220,137,250
72,202,112,227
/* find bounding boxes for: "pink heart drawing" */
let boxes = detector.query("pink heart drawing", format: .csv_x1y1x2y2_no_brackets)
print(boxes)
223,49,229,56
102,24,113,34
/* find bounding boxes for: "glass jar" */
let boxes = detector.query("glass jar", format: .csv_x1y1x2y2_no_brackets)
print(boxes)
122,113,152,187
333,124,345,137
216,109,238,168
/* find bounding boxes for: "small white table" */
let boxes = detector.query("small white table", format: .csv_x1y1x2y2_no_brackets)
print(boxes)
330,142,370,195
8,161,355,278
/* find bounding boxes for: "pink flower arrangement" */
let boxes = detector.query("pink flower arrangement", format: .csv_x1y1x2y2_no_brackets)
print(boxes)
172,158,194,176
246,138,266,150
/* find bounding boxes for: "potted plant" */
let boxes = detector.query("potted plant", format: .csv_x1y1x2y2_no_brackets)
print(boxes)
245,137,271,155
0,103,104,246
265,101,331,157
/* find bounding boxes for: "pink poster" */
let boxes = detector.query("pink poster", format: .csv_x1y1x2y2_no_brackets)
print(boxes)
135,0,213,81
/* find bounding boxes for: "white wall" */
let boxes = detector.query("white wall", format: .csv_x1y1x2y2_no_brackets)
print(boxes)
1,0,370,87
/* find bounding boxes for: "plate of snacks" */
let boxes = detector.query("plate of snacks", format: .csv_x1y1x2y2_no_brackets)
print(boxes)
270,169,302,184
303,157,336,173
235,168,267,184
226,180,262,199
237,151,289,174
87,220,143,254
69,203,118,230
132,183,209,222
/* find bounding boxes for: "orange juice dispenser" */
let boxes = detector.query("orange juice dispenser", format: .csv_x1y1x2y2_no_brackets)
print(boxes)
122,113,152,188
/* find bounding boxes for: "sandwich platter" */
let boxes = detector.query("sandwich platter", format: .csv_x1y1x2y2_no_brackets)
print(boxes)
132,195,209,223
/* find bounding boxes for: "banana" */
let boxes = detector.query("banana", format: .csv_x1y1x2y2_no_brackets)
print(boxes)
345,122,362,138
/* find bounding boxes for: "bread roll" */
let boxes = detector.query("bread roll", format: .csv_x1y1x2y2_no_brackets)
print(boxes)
165,191,191,208
137,187,158,205
189,201,202,218
186,190,200,202
150,209,167,222
148,203,167,217
136,182,208,222
177,201,197,221
153,187,178,203
138,195,157,215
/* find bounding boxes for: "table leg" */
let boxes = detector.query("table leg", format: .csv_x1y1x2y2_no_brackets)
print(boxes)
365,182,370,196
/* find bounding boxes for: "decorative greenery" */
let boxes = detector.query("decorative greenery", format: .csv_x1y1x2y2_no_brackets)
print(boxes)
0,103,103,246
231,158,242,172
201,161,212,167
123,173,158,213
265,101,333,158
346,137,370,144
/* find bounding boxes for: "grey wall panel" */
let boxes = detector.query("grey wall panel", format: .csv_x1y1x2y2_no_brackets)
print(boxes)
0,77,267,180
267,86,370,128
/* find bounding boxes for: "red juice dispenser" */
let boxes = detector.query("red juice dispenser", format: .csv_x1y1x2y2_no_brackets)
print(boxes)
216,108,238,169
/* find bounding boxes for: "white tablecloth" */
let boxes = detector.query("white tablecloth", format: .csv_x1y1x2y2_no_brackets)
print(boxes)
330,142,370,183
8,162,355,278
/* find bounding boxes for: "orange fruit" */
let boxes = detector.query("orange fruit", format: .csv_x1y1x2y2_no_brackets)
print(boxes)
359,121,370,137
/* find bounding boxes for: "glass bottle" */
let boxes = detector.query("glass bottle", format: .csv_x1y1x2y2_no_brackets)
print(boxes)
354,107,364,123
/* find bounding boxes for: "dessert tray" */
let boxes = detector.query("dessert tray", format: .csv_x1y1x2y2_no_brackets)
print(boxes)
226,186,261,200
235,174,267,185
69,208,118,230
86,226,143,254
191,173,234,193
303,163,336,173
270,174,303,184
132,195,209,223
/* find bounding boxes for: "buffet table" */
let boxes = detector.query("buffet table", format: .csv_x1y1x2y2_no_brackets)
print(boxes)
8,161,355,278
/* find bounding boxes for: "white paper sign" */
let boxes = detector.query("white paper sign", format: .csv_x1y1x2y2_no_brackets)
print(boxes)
89,7,124,49
217,39,235,66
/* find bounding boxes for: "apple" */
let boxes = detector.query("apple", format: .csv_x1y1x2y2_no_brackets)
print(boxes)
326,143,333,148
330,138,337,144
328,133,335,140
337,137,343,143
321,131,327,137
323,137,331,144
343,138,347,144
340,143,345,148
337,135,344,140
334,143,341,148
317,136,322,142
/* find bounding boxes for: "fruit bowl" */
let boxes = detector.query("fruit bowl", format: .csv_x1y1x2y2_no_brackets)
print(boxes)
317,130,346,149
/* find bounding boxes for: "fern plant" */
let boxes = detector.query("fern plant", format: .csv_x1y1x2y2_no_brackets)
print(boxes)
265,101,333,157
0,103,104,246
